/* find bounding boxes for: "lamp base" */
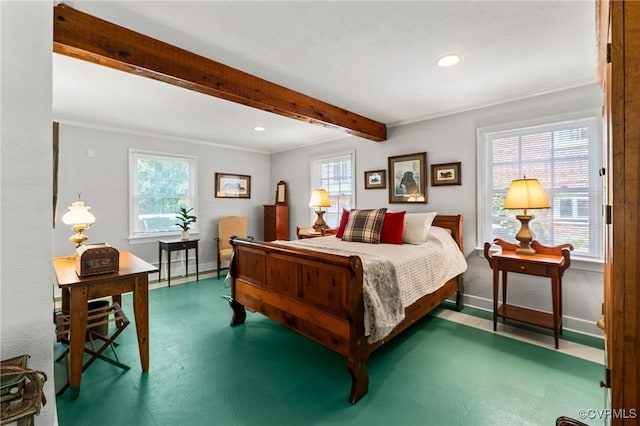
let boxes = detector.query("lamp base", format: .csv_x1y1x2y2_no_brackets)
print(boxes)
514,214,536,256
515,245,537,256
313,210,328,231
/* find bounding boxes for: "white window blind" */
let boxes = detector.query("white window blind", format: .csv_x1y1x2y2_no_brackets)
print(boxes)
478,115,602,259
129,149,197,238
310,152,355,228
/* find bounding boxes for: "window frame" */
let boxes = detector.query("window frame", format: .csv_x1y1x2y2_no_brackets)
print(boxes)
128,149,198,241
476,110,603,261
309,150,356,228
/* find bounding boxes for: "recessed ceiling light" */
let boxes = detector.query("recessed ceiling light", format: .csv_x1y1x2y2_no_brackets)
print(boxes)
437,54,462,68
254,126,265,131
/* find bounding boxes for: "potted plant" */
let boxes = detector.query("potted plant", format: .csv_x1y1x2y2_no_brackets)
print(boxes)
175,207,197,240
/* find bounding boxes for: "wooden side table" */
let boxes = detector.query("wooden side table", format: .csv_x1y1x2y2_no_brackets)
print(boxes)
483,239,573,349
296,226,337,239
158,238,199,287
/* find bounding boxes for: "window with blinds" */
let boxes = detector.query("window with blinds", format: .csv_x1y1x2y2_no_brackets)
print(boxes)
478,115,603,259
310,152,355,228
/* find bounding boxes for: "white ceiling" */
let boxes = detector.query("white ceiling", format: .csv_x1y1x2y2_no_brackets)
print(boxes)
52,1,598,153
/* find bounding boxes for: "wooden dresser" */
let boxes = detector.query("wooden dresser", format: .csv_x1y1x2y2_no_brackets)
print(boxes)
263,204,288,241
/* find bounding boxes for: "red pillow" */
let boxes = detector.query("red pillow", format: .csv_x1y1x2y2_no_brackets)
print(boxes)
380,211,406,244
335,209,351,238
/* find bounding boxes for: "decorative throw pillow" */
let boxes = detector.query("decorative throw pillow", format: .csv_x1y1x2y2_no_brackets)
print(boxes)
342,208,387,244
335,209,351,238
402,211,437,244
380,211,406,244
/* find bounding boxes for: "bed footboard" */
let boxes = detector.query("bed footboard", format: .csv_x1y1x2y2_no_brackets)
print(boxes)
228,214,465,404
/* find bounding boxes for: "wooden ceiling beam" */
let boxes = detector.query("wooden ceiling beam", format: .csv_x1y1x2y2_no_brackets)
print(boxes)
53,4,387,142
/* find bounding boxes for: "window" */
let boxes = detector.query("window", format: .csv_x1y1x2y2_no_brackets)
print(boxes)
129,149,197,238
310,151,355,228
478,114,602,259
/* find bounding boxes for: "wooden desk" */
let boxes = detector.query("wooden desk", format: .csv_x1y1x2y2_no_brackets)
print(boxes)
296,226,337,239
158,238,199,287
53,251,157,399
483,239,573,349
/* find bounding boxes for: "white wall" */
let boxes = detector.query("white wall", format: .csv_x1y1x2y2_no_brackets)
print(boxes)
271,84,605,336
53,124,271,276
0,1,56,424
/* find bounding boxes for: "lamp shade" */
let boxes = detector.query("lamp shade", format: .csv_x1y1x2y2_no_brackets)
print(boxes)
503,178,550,210
308,189,331,208
62,201,96,226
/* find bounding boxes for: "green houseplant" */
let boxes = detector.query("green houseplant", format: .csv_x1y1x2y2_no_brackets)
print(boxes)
175,207,197,239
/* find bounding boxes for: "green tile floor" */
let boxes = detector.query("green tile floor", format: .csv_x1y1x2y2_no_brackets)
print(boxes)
55,277,604,426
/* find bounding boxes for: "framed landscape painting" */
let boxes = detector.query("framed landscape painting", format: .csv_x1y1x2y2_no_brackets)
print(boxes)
215,173,251,198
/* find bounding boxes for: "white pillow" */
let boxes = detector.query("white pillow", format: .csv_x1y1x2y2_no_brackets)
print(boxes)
402,212,437,244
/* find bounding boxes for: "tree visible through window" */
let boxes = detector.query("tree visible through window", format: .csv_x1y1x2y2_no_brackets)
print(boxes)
478,116,602,259
129,150,197,237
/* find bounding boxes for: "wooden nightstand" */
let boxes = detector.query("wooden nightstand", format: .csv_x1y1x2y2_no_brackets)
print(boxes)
296,226,337,239
483,238,573,349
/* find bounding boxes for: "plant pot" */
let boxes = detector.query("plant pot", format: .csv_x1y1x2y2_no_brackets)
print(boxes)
181,231,190,240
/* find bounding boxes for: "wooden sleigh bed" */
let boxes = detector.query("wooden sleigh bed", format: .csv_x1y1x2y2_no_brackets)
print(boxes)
228,214,465,404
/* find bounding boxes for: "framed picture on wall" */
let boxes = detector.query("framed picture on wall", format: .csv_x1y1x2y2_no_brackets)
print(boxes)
215,173,251,198
364,170,386,189
431,162,461,186
388,152,427,203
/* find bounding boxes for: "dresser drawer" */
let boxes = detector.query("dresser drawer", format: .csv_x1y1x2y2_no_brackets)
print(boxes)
500,259,548,276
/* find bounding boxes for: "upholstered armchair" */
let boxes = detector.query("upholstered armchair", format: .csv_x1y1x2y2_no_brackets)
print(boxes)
215,216,252,279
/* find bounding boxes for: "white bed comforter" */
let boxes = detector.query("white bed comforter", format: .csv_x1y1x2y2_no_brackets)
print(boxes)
273,226,467,343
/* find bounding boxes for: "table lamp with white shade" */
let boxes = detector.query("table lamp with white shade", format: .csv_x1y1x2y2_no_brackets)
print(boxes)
308,189,331,231
503,176,550,255
62,198,96,247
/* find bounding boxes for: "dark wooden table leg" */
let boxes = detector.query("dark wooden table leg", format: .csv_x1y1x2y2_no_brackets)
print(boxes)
184,248,188,279
493,264,499,331
195,244,199,281
158,244,162,282
167,250,171,287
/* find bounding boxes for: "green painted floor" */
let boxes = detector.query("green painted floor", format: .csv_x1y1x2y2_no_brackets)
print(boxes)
55,277,603,426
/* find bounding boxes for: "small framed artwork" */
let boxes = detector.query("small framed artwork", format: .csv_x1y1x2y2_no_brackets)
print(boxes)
215,172,251,198
275,180,288,204
364,170,386,189
388,152,427,203
431,162,462,186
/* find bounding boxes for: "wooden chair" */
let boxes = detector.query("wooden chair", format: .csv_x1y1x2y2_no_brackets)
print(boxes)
216,216,252,279
54,302,130,396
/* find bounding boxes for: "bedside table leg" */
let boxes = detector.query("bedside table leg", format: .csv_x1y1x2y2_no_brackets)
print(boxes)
493,267,499,331
552,273,560,349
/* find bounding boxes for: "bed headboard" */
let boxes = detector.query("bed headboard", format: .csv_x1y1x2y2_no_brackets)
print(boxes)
432,214,464,252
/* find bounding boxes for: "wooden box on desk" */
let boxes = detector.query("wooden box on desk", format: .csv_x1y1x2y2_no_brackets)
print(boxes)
75,243,119,276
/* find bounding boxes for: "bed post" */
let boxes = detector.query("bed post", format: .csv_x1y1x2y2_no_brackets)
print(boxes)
229,299,246,326
345,256,369,404
228,239,246,326
347,354,369,404
456,274,465,311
